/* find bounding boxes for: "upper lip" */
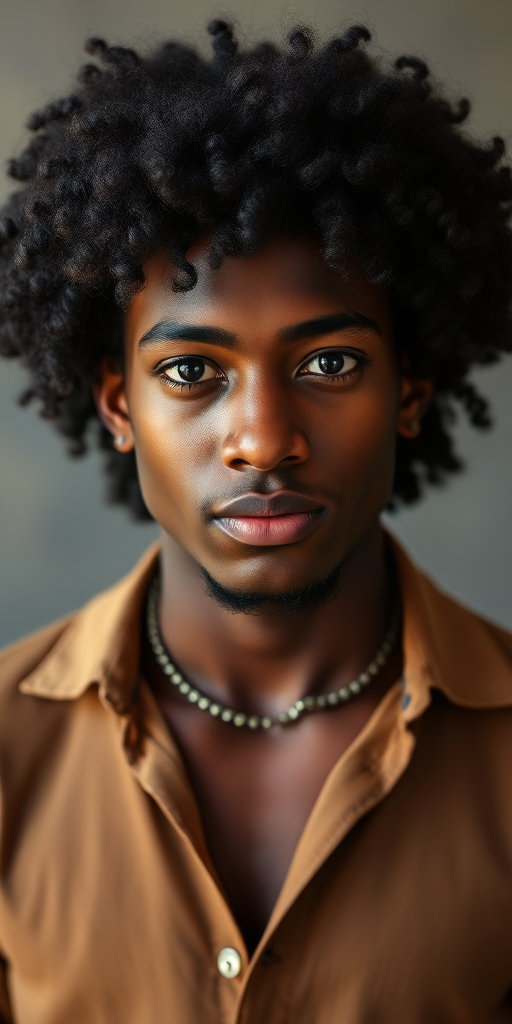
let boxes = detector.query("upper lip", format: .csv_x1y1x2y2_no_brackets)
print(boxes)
212,492,324,518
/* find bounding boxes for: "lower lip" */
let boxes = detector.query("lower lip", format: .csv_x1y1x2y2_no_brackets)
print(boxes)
214,511,322,546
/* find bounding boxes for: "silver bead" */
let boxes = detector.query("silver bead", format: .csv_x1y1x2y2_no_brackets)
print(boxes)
198,697,210,711
233,714,247,727
248,716,260,729
261,717,273,729
349,680,361,695
221,709,233,723
187,690,199,703
327,692,339,706
209,704,220,717
179,681,190,695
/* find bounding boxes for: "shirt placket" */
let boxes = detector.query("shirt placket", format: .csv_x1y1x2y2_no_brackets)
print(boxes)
111,683,248,1022
115,678,423,1024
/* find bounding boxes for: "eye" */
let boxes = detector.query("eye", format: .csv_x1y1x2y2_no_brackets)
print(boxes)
298,350,360,379
161,357,219,386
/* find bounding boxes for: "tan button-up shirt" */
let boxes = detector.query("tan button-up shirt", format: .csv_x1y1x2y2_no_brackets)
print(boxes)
0,536,511,1023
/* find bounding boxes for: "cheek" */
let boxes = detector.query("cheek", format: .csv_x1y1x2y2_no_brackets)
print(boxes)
316,382,399,507
358,395,399,509
127,378,219,527
127,372,228,540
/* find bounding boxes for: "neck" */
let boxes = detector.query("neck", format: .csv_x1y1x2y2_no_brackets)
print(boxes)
156,521,391,717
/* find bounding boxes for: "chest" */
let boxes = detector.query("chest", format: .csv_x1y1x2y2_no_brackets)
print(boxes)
154,694,385,952
5,692,512,1023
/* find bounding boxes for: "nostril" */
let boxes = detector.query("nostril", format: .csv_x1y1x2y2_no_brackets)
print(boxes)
228,453,302,471
221,426,309,472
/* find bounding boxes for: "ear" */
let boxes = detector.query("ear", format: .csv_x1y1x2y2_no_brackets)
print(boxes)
396,356,434,439
92,357,134,453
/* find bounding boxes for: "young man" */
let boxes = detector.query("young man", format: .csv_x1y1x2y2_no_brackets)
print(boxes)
0,20,511,1023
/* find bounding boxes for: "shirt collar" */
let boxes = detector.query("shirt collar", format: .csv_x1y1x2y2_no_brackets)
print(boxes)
19,533,512,713
19,542,160,713
388,532,512,714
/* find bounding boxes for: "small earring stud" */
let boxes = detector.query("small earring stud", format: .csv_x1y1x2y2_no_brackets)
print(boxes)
113,434,127,449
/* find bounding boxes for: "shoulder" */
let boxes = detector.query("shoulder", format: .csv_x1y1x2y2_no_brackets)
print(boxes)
0,544,158,816
389,532,512,709
419,573,512,708
0,616,85,812
0,541,159,716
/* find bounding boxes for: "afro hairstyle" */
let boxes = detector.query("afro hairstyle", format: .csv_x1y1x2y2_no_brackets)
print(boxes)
1,19,512,519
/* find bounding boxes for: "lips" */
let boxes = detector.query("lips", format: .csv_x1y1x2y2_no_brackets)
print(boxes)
211,491,325,547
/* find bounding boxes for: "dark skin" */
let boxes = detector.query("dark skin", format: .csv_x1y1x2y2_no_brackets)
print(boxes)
94,235,432,954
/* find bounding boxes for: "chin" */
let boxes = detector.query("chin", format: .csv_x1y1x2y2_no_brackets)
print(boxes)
199,561,343,616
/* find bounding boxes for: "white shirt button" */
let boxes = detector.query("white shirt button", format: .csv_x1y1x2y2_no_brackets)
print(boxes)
217,947,242,979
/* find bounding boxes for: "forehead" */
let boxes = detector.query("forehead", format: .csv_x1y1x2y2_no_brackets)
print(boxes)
126,234,392,339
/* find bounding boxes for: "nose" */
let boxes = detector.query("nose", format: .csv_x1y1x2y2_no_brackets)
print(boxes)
220,379,310,472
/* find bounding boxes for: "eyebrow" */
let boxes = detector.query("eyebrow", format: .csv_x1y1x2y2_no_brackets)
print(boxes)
138,321,236,348
279,310,381,341
138,310,381,349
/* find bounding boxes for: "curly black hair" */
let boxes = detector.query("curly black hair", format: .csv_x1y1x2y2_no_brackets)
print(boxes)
1,20,511,519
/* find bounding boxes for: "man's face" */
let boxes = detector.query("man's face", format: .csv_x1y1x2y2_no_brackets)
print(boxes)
121,235,402,596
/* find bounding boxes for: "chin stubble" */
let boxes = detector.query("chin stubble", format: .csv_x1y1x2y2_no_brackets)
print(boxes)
199,562,343,616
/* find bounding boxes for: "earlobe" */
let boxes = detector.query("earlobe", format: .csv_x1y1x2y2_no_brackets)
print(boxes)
113,434,130,452
92,357,135,453
398,415,422,440
396,357,434,440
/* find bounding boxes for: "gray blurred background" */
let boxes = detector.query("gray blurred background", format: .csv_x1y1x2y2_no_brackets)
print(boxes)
1,0,511,646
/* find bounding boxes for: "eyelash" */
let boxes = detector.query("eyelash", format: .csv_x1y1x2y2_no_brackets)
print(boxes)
298,350,370,383
300,365,360,385
155,350,369,391
157,366,226,391
162,378,217,391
